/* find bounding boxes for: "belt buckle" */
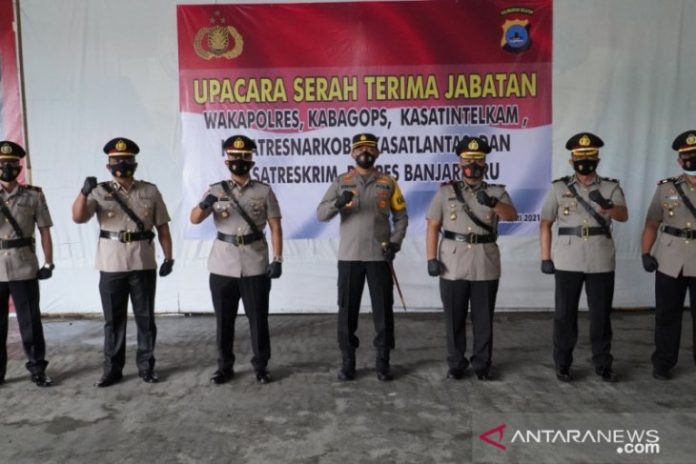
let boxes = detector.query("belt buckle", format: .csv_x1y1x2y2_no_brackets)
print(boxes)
581,225,590,240
470,233,478,245
685,228,694,241
121,231,132,243
235,234,244,246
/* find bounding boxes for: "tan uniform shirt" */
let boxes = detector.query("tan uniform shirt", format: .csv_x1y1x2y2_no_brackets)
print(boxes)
646,175,696,278
0,185,52,281
86,180,170,272
317,170,408,261
203,179,281,278
427,181,513,281
541,174,626,273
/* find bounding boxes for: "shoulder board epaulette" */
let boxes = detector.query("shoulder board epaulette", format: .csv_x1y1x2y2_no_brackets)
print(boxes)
658,177,678,185
252,179,269,187
139,180,155,186
22,184,42,192
601,177,619,183
376,174,392,183
552,176,571,183
486,183,505,188
338,171,355,181
98,181,111,187
210,180,225,188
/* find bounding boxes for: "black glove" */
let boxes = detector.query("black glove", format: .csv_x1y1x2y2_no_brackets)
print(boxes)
588,190,613,209
159,259,174,277
266,261,282,279
334,190,354,209
642,253,658,272
541,259,555,275
476,190,498,208
427,259,442,277
383,242,400,261
37,264,54,280
81,176,98,196
198,194,218,211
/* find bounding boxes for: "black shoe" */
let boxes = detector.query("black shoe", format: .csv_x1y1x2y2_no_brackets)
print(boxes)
210,368,234,385
338,350,356,382
31,373,53,387
94,371,123,388
337,368,356,381
652,368,670,381
139,370,159,383
556,368,573,382
255,369,271,384
376,349,393,382
475,369,494,381
377,370,394,382
447,368,464,380
596,367,618,383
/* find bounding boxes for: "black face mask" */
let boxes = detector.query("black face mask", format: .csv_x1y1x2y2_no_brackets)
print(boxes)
109,161,137,178
356,153,376,169
461,161,485,180
228,159,254,176
0,163,21,182
572,158,598,174
682,155,696,172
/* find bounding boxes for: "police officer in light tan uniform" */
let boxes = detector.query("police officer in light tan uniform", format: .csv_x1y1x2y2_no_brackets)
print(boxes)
540,132,628,383
0,141,54,387
72,137,173,387
317,133,408,382
191,134,283,385
641,130,696,380
426,136,517,381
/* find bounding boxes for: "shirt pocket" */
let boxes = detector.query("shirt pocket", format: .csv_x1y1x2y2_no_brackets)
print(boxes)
249,196,267,220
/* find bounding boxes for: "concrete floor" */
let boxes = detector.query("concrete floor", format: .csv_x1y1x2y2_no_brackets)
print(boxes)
0,311,695,464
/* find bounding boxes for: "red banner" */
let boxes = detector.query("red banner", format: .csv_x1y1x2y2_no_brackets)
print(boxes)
0,0,24,146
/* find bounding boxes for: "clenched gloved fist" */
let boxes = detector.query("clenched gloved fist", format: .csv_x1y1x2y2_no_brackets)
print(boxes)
541,259,555,275
588,190,614,210
383,242,400,261
642,253,658,272
159,259,174,277
266,261,282,279
335,190,354,209
37,264,54,280
427,259,442,277
199,194,218,211
81,177,98,196
476,190,498,208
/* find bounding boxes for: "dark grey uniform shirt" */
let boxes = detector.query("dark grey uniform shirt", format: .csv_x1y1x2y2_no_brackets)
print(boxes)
427,181,512,281
203,179,281,278
0,185,53,281
317,170,408,261
85,180,170,272
541,174,626,273
646,175,696,278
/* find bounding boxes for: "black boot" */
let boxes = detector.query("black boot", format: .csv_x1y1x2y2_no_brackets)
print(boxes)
337,350,356,381
376,349,393,382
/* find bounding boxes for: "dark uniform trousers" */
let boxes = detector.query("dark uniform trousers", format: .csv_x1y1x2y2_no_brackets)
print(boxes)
99,270,157,375
209,273,271,372
652,271,696,370
554,270,614,370
0,279,48,379
440,278,498,372
337,261,394,352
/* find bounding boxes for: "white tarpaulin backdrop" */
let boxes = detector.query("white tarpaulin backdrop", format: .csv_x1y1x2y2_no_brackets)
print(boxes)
17,0,696,313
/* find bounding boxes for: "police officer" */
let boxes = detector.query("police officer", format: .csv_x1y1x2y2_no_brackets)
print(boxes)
317,133,408,381
540,133,628,382
426,136,517,381
72,137,173,387
0,141,54,387
190,135,282,385
641,130,696,380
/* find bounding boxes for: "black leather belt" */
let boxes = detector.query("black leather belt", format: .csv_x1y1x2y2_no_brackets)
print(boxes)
0,237,34,249
661,225,696,240
443,230,496,244
558,226,610,238
100,230,155,243
217,231,265,246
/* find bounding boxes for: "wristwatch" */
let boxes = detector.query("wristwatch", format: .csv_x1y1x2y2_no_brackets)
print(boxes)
43,263,55,271
272,256,284,263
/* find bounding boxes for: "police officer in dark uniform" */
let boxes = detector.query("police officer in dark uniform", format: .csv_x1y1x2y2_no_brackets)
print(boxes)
426,136,517,381
72,137,174,387
0,141,54,387
641,130,696,380
317,133,408,381
539,133,628,382
190,135,283,385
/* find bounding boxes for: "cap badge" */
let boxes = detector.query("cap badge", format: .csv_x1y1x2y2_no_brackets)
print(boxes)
360,134,367,141
0,144,11,155
233,137,245,149
579,135,591,147
115,140,127,152
686,134,696,146
468,140,479,151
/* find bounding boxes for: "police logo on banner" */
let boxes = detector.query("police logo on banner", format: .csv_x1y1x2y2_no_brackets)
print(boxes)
500,7,534,53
